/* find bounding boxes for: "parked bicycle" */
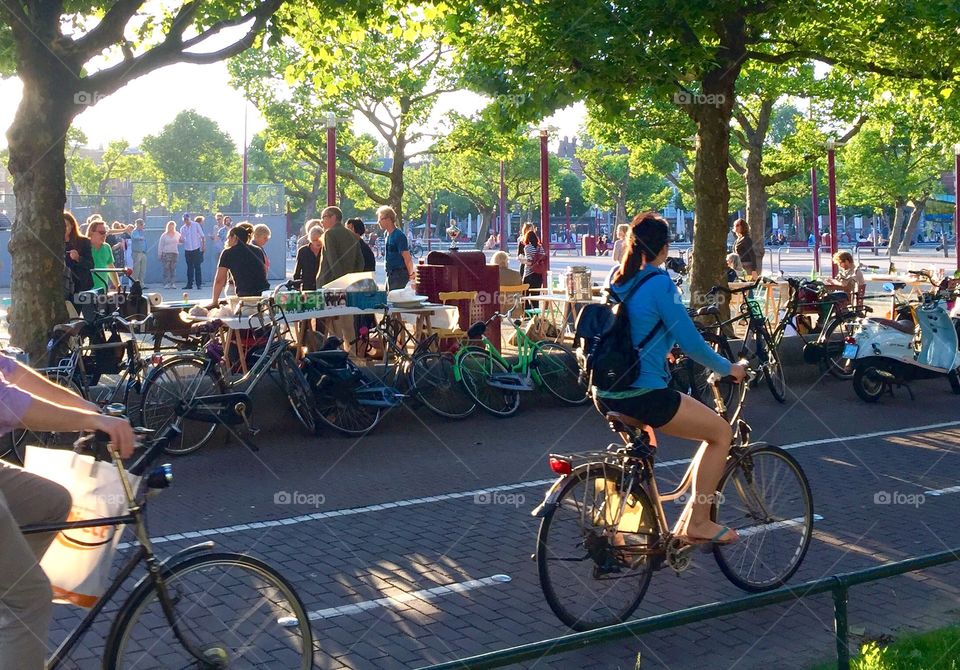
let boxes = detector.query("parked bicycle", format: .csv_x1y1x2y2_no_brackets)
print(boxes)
20,402,313,668
533,365,813,631
358,306,475,419
453,311,588,417
139,291,316,455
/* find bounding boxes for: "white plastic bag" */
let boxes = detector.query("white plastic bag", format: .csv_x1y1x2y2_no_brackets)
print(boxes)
24,446,140,607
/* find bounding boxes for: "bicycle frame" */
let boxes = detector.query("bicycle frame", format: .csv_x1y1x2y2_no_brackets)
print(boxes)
19,426,217,669
456,313,547,386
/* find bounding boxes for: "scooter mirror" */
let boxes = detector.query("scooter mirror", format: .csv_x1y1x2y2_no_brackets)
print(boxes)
882,282,895,292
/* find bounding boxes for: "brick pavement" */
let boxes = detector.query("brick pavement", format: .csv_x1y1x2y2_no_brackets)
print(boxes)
45,376,960,668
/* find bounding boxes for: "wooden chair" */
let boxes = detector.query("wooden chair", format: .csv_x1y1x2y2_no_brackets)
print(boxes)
429,290,477,344
499,284,529,322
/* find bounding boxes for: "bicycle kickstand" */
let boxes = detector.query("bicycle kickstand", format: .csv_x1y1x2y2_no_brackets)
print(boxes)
236,403,261,452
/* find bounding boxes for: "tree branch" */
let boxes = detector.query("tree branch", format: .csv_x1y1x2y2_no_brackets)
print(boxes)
83,0,284,97
71,0,145,59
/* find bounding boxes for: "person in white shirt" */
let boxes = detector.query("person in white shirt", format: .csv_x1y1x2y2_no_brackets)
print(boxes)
179,213,205,290
158,221,181,289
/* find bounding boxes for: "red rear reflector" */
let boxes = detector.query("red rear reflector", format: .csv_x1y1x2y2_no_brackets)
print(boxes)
549,457,571,475
151,354,164,366
844,336,856,344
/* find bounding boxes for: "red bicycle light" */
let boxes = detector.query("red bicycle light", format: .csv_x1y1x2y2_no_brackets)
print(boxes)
150,353,164,366
549,457,571,475
844,336,856,344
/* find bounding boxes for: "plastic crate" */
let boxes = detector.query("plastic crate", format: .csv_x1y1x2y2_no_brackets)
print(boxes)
346,290,387,310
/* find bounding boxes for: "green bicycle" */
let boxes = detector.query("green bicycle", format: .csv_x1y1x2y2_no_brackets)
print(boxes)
453,311,589,417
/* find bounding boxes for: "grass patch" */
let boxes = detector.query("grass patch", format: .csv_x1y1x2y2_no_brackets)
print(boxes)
812,624,960,669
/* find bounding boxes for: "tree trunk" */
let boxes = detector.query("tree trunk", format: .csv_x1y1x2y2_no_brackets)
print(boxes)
898,198,927,253
689,89,738,306
6,85,74,361
389,137,406,225
887,200,907,256
744,148,768,274
615,188,628,226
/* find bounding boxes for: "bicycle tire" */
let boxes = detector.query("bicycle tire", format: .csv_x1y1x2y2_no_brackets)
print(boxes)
537,464,657,631
712,445,813,591
313,374,383,436
103,551,314,669
456,348,520,417
670,332,737,412
140,356,224,455
533,342,588,405
823,313,857,379
759,333,787,403
410,352,476,419
278,351,318,434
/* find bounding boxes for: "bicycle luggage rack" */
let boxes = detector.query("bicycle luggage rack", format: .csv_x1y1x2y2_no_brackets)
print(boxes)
486,372,535,391
415,544,960,670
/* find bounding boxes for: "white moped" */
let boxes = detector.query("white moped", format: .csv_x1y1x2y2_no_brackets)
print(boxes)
846,280,960,402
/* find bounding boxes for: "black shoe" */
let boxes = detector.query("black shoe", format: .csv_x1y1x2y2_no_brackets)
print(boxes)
183,285,193,290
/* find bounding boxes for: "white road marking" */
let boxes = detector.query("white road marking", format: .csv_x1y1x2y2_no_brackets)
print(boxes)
738,514,824,538
127,419,960,549
923,485,960,496
293,574,512,622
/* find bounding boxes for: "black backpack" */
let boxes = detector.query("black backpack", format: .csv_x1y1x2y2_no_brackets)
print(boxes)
574,272,663,392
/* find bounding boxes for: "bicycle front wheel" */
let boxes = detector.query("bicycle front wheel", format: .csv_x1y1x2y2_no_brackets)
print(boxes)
712,445,813,591
537,464,658,631
823,314,857,379
104,552,313,669
533,342,588,405
760,335,787,403
456,348,520,417
277,351,317,434
410,352,476,419
140,356,224,455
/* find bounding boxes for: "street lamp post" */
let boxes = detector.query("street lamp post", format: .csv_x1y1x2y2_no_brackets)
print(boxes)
140,199,146,225
326,112,337,207
564,196,571,243
955,144,960,271
826,139,839,278
539,128,550,271
811,161,820,276
426,198,432,253
499,160,507,252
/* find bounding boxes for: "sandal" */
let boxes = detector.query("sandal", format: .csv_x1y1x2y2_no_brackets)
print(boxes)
677,525,739,546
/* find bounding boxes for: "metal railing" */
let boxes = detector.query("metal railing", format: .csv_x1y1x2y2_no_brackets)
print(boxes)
417,545,960,670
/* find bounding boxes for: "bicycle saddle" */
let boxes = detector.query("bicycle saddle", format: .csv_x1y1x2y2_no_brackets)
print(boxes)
305,349,350,364
51,319,87,338
821,291,849,304
605,412,646,432
691,305,719,318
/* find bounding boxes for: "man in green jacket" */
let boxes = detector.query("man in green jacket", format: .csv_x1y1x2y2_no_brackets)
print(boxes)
316,206,365,287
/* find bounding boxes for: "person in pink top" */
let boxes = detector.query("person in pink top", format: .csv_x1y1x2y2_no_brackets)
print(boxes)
0,354,135,669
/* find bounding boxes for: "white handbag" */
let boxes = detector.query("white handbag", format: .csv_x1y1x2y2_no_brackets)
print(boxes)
24,446,140,607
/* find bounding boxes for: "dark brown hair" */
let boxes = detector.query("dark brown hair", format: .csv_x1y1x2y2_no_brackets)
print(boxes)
64,211,84,243
612,212,670,285
523,230,540,247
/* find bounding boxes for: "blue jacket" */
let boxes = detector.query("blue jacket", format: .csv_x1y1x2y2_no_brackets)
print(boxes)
608,267,733,389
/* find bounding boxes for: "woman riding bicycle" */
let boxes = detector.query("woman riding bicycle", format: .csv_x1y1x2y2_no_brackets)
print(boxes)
595,212,747,545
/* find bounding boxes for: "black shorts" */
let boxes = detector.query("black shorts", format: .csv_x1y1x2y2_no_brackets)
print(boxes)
593,388,682,429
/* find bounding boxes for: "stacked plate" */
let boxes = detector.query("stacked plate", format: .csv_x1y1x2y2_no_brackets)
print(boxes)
387,288,429,309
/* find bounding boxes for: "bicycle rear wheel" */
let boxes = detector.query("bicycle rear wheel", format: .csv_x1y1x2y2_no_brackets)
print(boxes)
537,464,658,631
104,552,313,669
712,445,813,591
140,356,224,455
456,348,520,417
533,342,588,405
410,352,476,418
313,373,383,436
823,314,857,379
277,351,317,434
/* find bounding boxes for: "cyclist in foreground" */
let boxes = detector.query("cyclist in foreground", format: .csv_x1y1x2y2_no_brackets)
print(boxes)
0,353,134,669
595,212,747,545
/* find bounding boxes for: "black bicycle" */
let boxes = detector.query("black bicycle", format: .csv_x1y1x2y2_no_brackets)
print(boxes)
21,401,313,668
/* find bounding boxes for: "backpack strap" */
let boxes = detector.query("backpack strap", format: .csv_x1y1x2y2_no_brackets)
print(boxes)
610,270,666,351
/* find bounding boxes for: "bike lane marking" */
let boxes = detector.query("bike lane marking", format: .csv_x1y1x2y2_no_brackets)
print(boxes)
127,419,960,549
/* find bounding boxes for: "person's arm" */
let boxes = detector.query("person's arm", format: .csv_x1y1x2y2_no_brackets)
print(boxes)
652,276,733,375
293,247,304,281
402,250,414,280
0,357,98,413
209,266,229,306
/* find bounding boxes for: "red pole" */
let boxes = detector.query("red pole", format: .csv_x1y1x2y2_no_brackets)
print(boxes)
499,160,507,252
565,197,571,242
426,199,432,252
539,129,550,271
827,141,839,277
955,147,960,272
811,165,820,276
326,113,336,207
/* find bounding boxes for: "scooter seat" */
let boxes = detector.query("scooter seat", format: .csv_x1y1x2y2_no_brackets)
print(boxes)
867,317,914,334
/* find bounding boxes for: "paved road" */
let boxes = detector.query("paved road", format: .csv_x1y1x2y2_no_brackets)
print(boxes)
47,362,960,669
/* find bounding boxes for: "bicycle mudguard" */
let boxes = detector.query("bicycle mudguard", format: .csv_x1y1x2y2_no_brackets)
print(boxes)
531,477,566,518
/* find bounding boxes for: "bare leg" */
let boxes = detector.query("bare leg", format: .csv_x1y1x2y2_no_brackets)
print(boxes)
657,393,737,542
